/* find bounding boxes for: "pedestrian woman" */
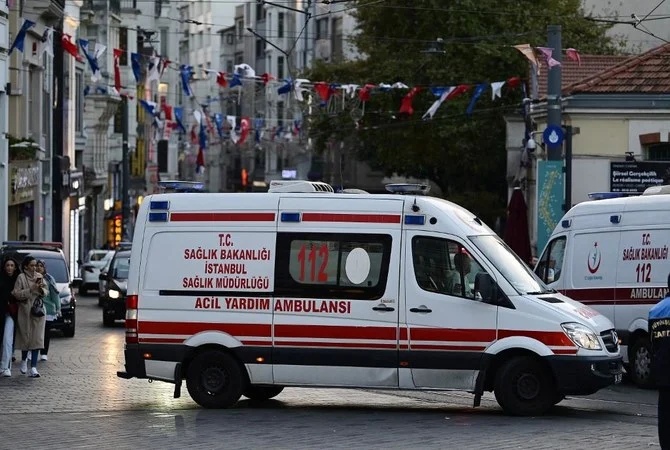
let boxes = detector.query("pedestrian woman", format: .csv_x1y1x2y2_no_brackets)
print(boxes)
12,256,48,378
36,259,60,361
0,256,20,377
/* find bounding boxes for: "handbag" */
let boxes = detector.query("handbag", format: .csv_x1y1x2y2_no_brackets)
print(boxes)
7,300,18,318
31,297,45,318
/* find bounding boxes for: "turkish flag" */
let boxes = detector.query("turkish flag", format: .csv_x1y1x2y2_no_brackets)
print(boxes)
238,117,251,145
62,34,82,61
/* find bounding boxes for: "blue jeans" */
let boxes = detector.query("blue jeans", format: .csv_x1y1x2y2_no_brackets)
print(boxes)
21,350,39,368
0,314,13,370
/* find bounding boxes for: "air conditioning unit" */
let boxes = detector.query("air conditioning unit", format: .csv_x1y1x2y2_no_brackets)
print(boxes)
268,180,334,193
315,39,331,61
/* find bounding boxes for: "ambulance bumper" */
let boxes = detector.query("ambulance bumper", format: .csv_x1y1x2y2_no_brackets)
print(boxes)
548,355,624,395
117,344,186,381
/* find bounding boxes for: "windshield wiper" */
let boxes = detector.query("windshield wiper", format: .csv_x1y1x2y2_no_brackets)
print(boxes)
526,289,557,295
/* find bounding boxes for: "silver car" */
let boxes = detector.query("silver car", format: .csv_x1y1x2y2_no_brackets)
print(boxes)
78,250,113,296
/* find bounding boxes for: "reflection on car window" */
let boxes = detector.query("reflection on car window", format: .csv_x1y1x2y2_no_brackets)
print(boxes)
535,237,566,284
412,236,487,300
111,257,130,279
42,257,69,283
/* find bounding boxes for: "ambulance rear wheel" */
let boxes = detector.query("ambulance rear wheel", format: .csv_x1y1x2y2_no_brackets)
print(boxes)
243,385,284,401
494,356,555,416
186,351,243,409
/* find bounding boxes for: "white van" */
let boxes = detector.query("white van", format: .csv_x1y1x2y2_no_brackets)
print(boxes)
535,186,670,388
117,181,622,416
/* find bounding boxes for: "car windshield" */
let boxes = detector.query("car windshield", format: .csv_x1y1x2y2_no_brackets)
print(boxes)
88,251,111,262
469,235,549,295
111,256,130,280
41,257,69,283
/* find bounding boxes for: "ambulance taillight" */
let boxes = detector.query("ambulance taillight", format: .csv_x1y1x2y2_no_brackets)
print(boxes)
125,294,139,344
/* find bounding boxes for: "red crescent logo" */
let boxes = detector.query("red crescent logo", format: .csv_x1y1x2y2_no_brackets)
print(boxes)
587,243,601,274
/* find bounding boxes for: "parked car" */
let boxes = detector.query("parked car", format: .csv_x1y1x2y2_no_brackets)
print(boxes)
100,249,130,326
0,241,80,337
78,249,113,296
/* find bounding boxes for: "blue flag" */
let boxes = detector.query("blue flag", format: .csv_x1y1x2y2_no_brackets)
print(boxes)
174,107,186,133
9,19,35,55
466,83,488,117
180,65,194,97
214,113,224,138
131,53,142,83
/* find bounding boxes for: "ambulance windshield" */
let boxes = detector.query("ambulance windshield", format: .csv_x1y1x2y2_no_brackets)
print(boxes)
469,235,550,295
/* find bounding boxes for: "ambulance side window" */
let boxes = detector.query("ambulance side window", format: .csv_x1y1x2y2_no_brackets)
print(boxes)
275,232,392,300
536,237,566,284
412,236,486,299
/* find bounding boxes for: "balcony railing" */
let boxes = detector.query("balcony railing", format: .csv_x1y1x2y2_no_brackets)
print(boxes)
121,0,137,9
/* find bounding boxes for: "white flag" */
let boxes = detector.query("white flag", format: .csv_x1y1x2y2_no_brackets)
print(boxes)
422,87,454,120
38,27,54,60
491,81,505,100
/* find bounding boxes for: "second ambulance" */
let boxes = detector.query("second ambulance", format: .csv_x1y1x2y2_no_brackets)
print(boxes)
117,181,623,416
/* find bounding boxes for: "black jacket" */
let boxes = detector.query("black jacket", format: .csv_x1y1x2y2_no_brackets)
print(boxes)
0,258,19,317
649,295,670,388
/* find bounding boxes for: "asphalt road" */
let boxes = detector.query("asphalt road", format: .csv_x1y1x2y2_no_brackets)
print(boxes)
0,293,660,449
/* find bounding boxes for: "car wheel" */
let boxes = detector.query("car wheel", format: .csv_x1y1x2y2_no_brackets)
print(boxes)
103,312,115,327
494,356,555,416
79,285,88,296
63,318,75,338
243,385,284,401
630,337,655,389
186,350,244,409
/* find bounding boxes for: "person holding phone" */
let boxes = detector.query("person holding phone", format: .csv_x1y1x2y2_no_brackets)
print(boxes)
11,256,48,377
36,259,61,361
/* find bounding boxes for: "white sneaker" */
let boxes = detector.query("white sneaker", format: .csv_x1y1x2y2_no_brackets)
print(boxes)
26,353,31,361
1,369,10,377
20,360,27,374
29,367,40,378
40,355,48,361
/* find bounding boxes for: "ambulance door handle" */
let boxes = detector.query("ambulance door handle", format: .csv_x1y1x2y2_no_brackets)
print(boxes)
372,304,395,312
410,306,432,314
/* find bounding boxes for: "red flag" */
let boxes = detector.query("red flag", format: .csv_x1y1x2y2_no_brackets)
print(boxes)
238,117,251,145
160,59,171,77
216,72,228,88
358,84,375,102
62,34,81,61
446,84,471,100
399,87,422,115
314,82,333,102
261,73,273,85
113,48,122,93
162,104,173,121
566,48,581,66
506,76,522,89
196,148,205,167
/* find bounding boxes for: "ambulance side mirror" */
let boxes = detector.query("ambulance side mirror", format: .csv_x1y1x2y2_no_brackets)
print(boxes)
474,273,499,305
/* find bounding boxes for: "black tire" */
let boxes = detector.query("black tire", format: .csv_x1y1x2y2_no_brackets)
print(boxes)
79,285,88,296
494,356,556,416
103,312,115,327
629,337,655,389
243,385,284,401
62,321,75,338
186,350,244,408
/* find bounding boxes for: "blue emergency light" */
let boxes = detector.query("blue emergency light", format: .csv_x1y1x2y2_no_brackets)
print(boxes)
404,215,426,225
148,212,169,222
587,192,629,200
281,212,301,223
158,180,205,192
150,200,170,211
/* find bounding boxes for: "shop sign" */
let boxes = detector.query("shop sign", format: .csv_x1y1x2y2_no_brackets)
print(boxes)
610,161,670,193
8,162,39,206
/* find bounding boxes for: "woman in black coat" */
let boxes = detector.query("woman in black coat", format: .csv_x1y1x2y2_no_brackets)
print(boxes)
0,256,20,376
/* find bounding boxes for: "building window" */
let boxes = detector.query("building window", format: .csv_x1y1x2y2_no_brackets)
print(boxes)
277,100,284,125
647,143,670,161
278,12,284,38
226,33,234,45
256,38,263,58
331,17,343,61
237,20,243,39
316,18,329,40
226,59,234,74
256,2,263,21
274,232,392,300
119,27,128,66
75,71,83,133
277,56,284,79
160,28,168,56
235,52,244,65
114,101,123,134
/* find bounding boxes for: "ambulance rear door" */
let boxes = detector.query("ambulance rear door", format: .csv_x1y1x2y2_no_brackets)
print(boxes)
272,196,404,387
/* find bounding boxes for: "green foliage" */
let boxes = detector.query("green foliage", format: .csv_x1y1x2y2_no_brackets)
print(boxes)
7,135,37,161
305,0,621,223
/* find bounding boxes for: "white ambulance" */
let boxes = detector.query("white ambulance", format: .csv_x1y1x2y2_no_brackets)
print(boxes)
117,181,622,416
535,186,670,388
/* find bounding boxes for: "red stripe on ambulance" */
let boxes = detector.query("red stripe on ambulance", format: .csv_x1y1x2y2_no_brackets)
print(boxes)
139,321,271,337
274,324,396,340
301,213,401,224
169,212,276,222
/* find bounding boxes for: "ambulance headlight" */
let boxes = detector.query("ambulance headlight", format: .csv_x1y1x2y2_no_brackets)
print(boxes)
561,323,602,350
108,289,121,299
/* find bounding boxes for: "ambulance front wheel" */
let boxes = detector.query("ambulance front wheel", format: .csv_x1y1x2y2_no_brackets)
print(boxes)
493,356,555,416
243,385,285,401
186,350,244,409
